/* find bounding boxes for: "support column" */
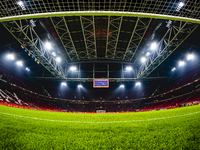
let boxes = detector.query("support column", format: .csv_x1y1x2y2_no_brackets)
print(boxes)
121,64,124,78
107,64,109,79
93,63,95,79
78,64,81,78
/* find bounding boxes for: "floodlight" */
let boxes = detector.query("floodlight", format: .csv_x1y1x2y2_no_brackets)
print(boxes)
70,66,77,71
7,54,15,60
16,61,23,67
179,61,185,67
52,52,56,57
61,82,67,86
17,1,26,10
178,2,184,8
78,84,83,88
146,52,150,57
135,82,141,86
126,66,132,71
25,67,30,71
119,84,125,88
45,42,52,50
171,67,176,71
17,1,23,5
176,2,184,12
56,57,61,63
150,42,157,50
187,54,194,60
141,57,147,63
30,19,36,28
166,20,172,28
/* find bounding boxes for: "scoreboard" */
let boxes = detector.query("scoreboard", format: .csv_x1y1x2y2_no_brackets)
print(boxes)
93,79,109,88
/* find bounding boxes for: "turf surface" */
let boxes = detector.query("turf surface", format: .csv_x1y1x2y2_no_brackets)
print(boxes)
0,105,200,149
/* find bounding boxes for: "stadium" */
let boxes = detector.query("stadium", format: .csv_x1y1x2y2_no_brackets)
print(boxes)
0,0,200,149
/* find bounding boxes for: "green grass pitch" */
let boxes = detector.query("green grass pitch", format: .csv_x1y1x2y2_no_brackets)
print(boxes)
0,105,200,150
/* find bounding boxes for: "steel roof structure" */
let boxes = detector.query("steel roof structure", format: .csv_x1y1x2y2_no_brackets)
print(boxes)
0,0,199,82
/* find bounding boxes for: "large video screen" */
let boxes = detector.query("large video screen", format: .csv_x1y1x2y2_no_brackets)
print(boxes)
93,79,109,88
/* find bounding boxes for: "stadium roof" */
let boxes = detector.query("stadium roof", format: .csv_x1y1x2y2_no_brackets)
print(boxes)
0,0,200,82
0,1,200,22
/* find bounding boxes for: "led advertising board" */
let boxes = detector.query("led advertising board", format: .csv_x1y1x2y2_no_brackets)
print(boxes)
93,79,109,88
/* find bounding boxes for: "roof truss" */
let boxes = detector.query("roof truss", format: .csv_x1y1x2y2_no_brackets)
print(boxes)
79,16,97,60
105,16,123,60
50,17,79,61
123,18,152,61
137,22,199,79
2,20,65,79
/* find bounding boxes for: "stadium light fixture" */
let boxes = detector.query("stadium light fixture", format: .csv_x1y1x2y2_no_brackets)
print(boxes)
187,54,194,61
119,84,125,88
171,67,176,71
56,57,61,63
16,61,23,67
17,1,26,10
45,42,52,50
179,61,185,67
178,2,185,7
70,66,77,71
25,67,30,71
52,52,56,57
30,19,36,28
150,42,157,50
78,84,83,88
135,82,141,86
17,1,23,5
126,66,132,71
176,2,185,12
146,52,150,57
61,82,67,86
166,20,172,28
7,54,15,60
141,57,147,63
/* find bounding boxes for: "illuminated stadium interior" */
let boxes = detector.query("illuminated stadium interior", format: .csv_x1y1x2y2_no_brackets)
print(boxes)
1,1,200,149
0,0,200,110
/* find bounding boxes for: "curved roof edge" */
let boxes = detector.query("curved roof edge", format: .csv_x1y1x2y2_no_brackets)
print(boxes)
0,11,200,24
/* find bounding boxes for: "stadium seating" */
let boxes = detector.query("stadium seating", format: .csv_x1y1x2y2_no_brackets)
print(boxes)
0,65,200,113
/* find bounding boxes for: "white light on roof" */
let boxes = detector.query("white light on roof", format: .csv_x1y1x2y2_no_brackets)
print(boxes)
52,52,56,57
176,2,185,12
78,84,83,88
17,1,26,10
70,66,77,71
25,67,30,71
30,19,36,28
17,1,23,5
141,57,147,63
150,42,157,50
120,84,125,88
166,20,172,28
126,66,132,71
7,54,15,60
146,52,150,57
61,82,67,86
135,82,141,86
172,67,176,71
16,61,23,67
45,42,52,50
187,54,194,60
178,2,185,7
56,57,61,63
179,61,185,67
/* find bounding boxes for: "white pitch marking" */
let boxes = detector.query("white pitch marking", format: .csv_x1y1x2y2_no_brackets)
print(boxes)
0,111,200,124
